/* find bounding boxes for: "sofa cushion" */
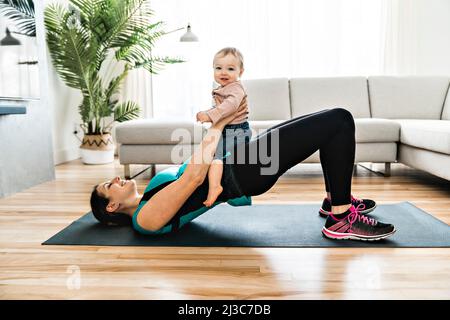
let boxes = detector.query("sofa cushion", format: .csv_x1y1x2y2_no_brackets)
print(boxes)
395,120,450,155
355,118,400,143
119,144,194,164
368,76,450,119
243,78,291,121
250,119,400,143
289,77,371,118
249,120,288,140
303,143,397,163
399,144,450,181
249,120,284,128
116,119,205,144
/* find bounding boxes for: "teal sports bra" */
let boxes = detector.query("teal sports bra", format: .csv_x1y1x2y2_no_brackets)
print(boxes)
132,152,251,235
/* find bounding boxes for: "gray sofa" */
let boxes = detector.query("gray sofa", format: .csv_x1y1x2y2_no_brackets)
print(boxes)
116,76,450,180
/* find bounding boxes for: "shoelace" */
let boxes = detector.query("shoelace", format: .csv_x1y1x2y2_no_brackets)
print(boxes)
347,204,376,232
327,195,366,211
351,195,366,210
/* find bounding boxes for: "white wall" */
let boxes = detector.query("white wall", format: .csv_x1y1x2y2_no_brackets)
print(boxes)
43,0,82,165
0,0,55,197
47,58,83,165
384,0,450,75
414,0,450,75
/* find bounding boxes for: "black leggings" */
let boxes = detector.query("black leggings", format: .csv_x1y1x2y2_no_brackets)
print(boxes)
230,108,356,206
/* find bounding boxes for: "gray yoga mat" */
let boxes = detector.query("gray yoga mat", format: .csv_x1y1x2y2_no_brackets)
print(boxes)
42,202,450,247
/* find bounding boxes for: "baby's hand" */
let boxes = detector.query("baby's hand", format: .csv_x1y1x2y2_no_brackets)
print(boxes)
196,111,211,123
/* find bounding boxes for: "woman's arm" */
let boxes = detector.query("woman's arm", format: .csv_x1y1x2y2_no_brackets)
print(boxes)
178,99,248,183
136,106,248,231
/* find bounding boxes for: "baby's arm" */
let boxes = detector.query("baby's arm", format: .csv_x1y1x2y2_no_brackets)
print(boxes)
206,82,247,124
196,110,212,123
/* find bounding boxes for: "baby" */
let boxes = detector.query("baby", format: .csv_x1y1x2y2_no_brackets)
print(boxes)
196,47,252,207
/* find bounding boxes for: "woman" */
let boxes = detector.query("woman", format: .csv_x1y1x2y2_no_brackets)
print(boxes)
91,108,396,241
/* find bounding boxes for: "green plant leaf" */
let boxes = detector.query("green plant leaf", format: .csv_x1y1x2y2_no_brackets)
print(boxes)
0,0,35,36
114,101,140,122
135,55,185,74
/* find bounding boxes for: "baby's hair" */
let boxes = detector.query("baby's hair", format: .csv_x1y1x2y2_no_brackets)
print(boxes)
214,47,244,69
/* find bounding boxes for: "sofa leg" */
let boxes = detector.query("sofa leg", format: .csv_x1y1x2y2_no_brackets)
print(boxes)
150,164,156,178
357,162,391,177
384,162,391,177
124,164,156,179
124,164,130,179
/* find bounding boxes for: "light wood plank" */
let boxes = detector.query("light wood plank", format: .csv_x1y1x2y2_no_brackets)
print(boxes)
0,159,449,299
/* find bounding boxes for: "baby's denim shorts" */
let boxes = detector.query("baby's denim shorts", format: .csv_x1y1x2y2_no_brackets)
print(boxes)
214,121,252,160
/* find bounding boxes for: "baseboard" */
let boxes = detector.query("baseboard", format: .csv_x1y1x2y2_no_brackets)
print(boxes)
54,147,81,165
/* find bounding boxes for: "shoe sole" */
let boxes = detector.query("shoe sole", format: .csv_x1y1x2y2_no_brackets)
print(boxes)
321,226,396,241
319,204,377,218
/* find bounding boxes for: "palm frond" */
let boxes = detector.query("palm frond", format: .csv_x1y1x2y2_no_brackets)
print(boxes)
135,56,185,74
113,21,164,61
0,0,35,36
114,101,140,122
69,0,101,18
45,4,97,94
105,68,129,101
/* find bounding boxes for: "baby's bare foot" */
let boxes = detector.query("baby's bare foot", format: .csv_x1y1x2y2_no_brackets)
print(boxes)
203,185,223,207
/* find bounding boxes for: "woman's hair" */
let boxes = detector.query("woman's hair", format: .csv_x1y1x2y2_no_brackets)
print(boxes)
214,47,244,69
90,185,132,226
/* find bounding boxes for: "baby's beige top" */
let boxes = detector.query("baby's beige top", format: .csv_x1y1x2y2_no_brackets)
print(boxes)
206,81,249,125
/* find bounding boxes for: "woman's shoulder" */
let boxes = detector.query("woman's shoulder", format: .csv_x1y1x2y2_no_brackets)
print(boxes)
145,166,180,192
133,173,178,234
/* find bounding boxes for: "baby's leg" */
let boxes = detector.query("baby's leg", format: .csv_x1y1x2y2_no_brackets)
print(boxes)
203,159,224,207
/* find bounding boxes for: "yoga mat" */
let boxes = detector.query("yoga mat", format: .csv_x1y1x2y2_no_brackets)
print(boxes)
43,202,450,248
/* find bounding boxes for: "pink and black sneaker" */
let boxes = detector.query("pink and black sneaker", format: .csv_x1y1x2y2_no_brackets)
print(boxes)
319,195,376,217
322,204,395,241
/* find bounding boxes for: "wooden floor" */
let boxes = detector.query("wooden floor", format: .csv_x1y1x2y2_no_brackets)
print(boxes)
0,159,449,299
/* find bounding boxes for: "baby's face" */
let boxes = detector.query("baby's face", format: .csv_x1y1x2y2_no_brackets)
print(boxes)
213,54,243,86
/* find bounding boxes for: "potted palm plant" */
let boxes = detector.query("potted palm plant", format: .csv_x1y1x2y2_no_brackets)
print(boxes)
44,0,183,164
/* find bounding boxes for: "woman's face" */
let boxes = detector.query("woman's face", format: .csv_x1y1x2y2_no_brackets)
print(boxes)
96,176,138,213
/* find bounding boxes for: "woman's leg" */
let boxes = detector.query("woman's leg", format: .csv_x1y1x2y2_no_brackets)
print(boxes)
231,107,395,241
232,108,355,206
251,109,333,193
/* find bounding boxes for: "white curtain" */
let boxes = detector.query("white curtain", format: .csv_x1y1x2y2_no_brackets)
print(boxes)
147,0,388,119
381,0,418,75
125,0,442,119
121,68,154,118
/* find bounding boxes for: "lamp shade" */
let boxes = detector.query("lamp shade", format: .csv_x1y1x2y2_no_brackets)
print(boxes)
179,24,198,42
0,28,21,46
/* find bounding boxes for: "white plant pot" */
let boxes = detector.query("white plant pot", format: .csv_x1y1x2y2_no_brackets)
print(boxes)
80,133,115,164
80,147,115,164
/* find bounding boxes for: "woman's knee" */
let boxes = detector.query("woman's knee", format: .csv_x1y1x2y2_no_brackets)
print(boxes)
331,108,355,131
